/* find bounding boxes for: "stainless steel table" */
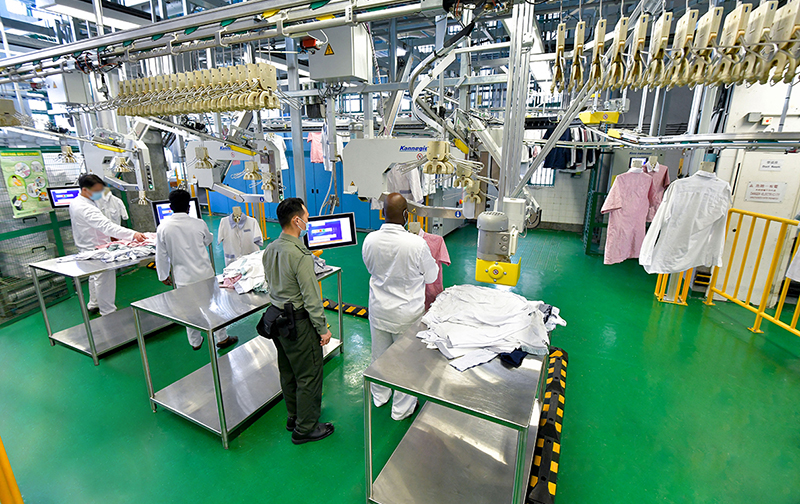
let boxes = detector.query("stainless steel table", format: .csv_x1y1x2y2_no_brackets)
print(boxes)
29,255,172,365
131,266,343,449
363,328,546,504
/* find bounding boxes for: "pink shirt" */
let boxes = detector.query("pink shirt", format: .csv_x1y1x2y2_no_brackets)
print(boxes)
601,171,656,265
307,132,324,163
645,163,670,222
420,231,451,310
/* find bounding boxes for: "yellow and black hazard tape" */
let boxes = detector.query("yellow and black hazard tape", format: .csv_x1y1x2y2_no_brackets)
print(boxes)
545,349,568,395
322,298,369,319
528,347,568,504
538,391,565,442
529,436,561,504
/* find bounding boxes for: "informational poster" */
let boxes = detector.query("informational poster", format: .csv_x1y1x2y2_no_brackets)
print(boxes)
744,181,787,203
759,159,783,172
0,149,51,218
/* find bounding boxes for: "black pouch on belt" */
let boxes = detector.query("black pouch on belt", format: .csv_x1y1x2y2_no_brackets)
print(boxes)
257,303,294,340
257,303,306,340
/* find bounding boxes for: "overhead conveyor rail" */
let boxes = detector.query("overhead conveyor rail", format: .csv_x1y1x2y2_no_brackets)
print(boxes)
0,0,439,84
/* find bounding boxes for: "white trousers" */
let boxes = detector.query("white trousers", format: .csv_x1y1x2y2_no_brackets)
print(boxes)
370,325,418,421
175,281,228,348
87,270,117,316
186,327,228,348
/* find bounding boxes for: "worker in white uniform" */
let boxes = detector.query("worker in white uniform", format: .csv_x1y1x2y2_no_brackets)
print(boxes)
362,192,438,420
97,188,129,226
155,189,238,351
69,174,146,316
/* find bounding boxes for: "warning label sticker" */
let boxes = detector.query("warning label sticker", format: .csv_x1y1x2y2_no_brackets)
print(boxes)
324,44,334,56
744,181,787,203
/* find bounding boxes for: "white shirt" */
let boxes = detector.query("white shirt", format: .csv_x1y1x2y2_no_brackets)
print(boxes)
362,223,439,332
386,165,424,203
69,194,136,251
266,133,289,171
155,212,215,287
97,191,129,226
786,235,800,281
639,171,732,274
217,214,264,265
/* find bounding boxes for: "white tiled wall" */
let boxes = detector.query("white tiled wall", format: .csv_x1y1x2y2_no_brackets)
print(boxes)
529,171,590,225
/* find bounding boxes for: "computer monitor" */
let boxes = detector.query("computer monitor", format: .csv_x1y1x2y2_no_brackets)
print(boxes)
303,212,358,251
47,186,81,208
152,198,201,226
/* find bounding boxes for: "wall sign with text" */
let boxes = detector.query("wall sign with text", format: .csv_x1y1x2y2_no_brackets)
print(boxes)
744,181,787,203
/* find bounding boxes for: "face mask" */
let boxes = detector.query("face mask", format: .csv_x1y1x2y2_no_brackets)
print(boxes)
296,217,308,238
90,191,104,201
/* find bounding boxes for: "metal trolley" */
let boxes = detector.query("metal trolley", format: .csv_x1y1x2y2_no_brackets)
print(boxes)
131,267,343,449
363,328,546,504
29,256,171,365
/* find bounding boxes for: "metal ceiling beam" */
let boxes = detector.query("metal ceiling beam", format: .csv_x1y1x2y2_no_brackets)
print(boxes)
6,35,57,51
1,0,423,80
100,0,421,61
0,17,57,38
0,0,316,68
186,0,229,11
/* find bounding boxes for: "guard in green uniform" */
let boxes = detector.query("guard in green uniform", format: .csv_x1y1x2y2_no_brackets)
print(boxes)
263,197,335,445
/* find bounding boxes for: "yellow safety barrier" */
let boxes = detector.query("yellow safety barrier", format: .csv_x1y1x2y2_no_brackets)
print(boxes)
705,208,800,335
0,435,23,504
654,268,694,305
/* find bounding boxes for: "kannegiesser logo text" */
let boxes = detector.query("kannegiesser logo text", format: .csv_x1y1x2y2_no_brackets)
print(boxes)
399,146,427,152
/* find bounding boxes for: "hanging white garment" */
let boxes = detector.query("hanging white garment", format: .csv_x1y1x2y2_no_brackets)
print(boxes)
320,123,345,171
97,191,129,226
639,171,732,274
385,165,424,203
787,249,800,282
217,214,264,266
266,133,289,171
155,213,215,287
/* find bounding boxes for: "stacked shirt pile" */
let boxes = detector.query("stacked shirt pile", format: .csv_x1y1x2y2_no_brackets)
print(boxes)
219,249,268,294
417,285,566,372
69,233,157,263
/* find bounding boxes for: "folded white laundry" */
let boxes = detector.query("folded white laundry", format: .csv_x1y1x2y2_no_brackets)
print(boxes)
450,349,499,372
73,244,156,263
220,249,268,294
417,285,565,371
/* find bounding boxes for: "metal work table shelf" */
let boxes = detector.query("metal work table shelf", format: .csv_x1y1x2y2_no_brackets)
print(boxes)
132,266,343,449
30,255,171,365
363,330,545,504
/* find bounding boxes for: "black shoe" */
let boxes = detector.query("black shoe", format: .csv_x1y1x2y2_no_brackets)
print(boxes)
87,307,100,316
291,423,334,445
191,335,204,351
286,416,297,432
216,336,239,349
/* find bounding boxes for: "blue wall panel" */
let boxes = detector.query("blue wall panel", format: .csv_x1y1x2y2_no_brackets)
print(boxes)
209,133,381,229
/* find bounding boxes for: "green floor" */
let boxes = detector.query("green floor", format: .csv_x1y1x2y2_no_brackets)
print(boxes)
2,217,800,503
